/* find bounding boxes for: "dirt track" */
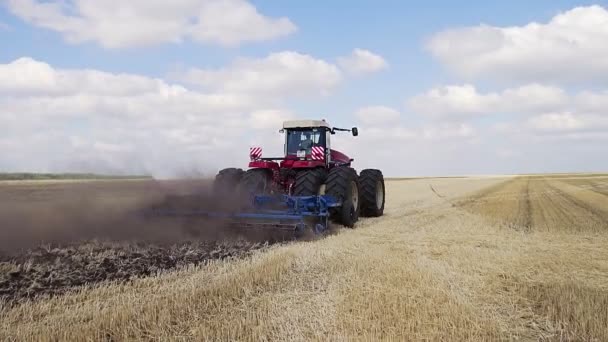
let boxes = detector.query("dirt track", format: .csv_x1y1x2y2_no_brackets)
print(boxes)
2,175,608,341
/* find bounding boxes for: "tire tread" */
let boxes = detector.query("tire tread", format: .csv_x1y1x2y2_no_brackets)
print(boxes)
325,167,359,227
293,169,327,196
359,169,385,217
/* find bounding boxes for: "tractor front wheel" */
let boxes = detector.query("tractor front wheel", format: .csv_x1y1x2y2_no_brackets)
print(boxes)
326,167,360,228
359,169,385,217
293,169,327,196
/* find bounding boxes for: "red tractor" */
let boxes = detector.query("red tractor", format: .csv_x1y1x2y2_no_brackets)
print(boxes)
214,120,385,227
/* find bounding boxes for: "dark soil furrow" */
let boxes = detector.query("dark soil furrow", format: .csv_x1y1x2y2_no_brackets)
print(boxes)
0,240,267,305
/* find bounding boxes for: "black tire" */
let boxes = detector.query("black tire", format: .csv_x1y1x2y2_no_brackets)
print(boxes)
325,167,360,228
293,169,327,196
359,169,385,217
214,168,244,194
238,168,272,196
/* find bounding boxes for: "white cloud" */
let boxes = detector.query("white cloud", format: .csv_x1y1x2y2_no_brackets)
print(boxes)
173,51,342,97
189,0,296,46
0,57,180,97
526,112,608,133
407,84,567,119
0,57,302,176
527,113,586,132
1,53,604,176
6,0,296,48
408,82,608,138
414,5,608,173
338,110,482,175
421,123,476,140
249,109,294,130
575,90,608,114
0,53,497,177
337,49,388,75
408,85,499,118
347,105,478,168
427,5,608,83
355,106,401,125
352,105,477,147
3,55,406,176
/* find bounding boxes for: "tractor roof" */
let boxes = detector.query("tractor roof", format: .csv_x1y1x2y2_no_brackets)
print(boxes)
283,120,331,129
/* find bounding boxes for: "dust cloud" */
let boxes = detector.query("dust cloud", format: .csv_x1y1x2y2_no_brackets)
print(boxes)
0,179,248,253
0,179,290,303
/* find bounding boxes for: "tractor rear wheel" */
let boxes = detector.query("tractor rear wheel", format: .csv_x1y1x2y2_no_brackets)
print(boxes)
359,169,385,217
326,167,360,228
238,168,272,197
214,168,244,194
293,169,327,196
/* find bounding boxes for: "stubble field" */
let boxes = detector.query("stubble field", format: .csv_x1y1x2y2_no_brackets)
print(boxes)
1,174,607,341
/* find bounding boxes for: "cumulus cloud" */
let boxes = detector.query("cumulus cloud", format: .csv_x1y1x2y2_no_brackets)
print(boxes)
527,113,586,132
352,104,477,142
575,90,608,114
415,5,608,173
427,5,608,83
526,112,608,133
352,5,608,174
0,57,316,176
337,49,388,75
6,0,296,48
421,123,476,140
407,84,568,119
249,109,294,130
0,57,185,98
355,106,401,125
408,85,499,118
172,51,342,97
189,0,296,46
408,82,608,138
336,106,481,175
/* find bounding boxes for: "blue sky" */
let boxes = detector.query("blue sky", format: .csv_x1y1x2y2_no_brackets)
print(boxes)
1,1,607,176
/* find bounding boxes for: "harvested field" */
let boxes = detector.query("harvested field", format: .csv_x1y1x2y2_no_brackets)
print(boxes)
458,175,608,233
1,175,608,341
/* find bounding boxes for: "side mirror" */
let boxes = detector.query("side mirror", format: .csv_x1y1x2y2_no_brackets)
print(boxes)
352,127,359,136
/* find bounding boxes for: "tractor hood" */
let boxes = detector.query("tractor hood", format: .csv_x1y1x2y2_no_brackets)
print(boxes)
331,149,352,165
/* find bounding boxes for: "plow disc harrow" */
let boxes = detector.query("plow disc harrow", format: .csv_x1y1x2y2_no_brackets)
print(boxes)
148,194,341,237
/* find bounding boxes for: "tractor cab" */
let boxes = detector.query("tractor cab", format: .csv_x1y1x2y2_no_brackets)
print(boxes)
281,120,357,166
283,120,331,161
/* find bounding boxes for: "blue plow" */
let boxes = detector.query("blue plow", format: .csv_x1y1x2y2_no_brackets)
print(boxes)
152,195,341,236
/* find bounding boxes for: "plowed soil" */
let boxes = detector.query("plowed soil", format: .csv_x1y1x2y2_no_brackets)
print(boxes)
0,179,272,305
0,241,264,304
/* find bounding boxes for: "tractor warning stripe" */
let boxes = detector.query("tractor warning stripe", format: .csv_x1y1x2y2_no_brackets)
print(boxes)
250,147,262,160
311,146,325,160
